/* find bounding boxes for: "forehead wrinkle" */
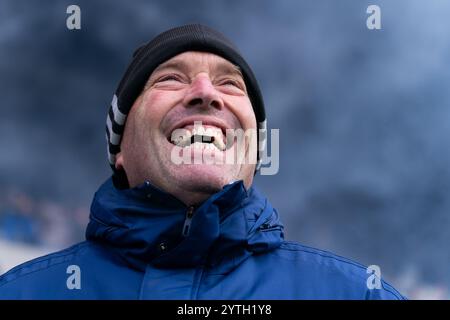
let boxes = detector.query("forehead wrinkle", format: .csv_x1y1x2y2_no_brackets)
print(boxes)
211,59,243,80
152,59,189,74
159,53,242,75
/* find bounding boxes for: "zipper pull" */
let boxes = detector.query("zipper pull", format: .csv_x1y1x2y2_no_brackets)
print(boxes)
182,206,195,237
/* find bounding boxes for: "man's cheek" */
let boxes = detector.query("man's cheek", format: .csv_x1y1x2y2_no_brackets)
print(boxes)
143,90,175,110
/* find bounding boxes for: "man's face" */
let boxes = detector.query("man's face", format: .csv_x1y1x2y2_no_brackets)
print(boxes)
116,51,257,205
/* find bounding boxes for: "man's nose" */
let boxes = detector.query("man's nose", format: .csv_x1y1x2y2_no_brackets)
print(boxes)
183,74,223,110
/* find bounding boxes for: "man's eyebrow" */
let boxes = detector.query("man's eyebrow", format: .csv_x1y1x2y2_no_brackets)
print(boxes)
152,60,188,74
215,62,244,79
153,59,244,78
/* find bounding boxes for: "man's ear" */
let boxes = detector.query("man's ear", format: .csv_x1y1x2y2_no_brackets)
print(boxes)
115,152,124,171
112,152,130,189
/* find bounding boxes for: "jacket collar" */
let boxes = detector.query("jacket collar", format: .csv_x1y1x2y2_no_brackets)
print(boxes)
86,177,284,272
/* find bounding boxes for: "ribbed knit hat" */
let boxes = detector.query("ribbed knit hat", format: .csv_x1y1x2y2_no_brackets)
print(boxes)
106,24,267,186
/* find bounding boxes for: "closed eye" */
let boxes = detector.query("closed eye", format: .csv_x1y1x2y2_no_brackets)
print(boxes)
221,79,239,87
157,74,183,82
219,78,246,91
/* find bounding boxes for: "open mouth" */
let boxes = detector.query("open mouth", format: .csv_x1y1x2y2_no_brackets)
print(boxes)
168,124,228,151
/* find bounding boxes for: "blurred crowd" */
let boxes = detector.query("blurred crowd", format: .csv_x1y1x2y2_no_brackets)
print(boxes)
0,188,88,248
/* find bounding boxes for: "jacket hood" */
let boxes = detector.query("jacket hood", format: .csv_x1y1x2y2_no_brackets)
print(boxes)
86,178,284,272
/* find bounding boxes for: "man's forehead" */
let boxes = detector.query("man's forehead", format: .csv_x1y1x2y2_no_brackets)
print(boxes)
153,51,243,77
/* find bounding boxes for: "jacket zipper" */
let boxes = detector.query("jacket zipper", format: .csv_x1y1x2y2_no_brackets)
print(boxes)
180,205,206,298
182,206,195,237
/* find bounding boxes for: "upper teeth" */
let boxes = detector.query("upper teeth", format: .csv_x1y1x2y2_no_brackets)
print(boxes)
171,125,226,151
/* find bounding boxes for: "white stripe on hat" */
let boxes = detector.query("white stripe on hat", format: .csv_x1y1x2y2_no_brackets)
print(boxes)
106,115,122,145
111,94,127,125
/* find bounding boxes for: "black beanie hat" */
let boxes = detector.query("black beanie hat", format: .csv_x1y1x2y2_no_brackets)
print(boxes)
106,24,267,187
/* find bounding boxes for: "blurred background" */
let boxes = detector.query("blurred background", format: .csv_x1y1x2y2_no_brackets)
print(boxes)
1,0,449,299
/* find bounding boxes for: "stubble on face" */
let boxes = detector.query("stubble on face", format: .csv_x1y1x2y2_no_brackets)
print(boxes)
116,52,257,205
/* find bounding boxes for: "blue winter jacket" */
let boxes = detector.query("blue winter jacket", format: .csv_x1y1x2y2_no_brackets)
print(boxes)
0,178,405,299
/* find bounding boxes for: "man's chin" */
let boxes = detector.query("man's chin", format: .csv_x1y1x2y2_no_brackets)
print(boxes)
171,164,233,193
